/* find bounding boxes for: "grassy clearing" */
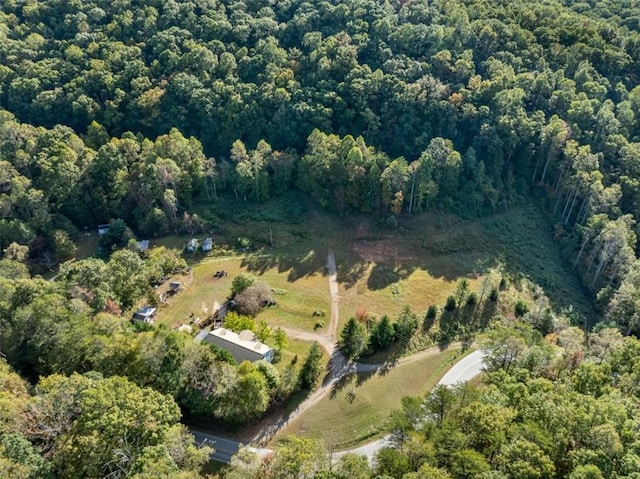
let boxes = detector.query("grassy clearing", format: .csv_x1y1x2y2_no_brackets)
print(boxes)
154,255,329,331
152,199,591,339
272,346,465,449
338,258,486,332
267,336,329,374
336,205,592,326
74,232,101,260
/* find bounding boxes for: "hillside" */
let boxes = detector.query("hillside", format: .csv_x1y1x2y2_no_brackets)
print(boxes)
1,0,640,477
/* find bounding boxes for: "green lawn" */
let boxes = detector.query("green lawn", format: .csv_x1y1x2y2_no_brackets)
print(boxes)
267,336,329,375
272,346,465,449
154,255,329,332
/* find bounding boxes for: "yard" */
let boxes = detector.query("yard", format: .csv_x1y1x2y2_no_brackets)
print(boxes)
153,255,330,332
271,346,466,449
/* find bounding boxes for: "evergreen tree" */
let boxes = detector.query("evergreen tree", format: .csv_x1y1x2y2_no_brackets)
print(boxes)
299,342,323,389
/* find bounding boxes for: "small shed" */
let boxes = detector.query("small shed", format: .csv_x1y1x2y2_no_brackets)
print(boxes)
202,237,213,252
136,240,150,251
169,281,181,292
133,306,157,323
187,238,199,252
97,224,110,235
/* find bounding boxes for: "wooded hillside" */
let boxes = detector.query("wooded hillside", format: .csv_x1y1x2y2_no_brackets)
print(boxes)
2,0,640,477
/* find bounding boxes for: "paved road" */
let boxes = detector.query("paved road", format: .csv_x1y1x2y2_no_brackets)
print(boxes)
191,430,240,464
437,349,487,386
191,429,271,464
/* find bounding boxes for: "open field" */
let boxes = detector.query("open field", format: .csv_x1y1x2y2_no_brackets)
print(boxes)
154,255,330,332
143,196,591,336
271,346,465,449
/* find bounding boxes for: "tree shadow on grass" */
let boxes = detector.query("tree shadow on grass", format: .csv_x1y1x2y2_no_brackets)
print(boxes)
423,312,436,333
478,300,498,329
355,369,377,387
235,205,592,318
330,371,356,399
367,262,416,291
336,260,369,289
241,249,328,282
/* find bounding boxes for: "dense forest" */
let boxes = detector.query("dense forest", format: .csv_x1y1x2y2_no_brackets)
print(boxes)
2,0,640,477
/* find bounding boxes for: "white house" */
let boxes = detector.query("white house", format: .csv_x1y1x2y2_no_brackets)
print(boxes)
204,328,274,363
202,237,213,252
132,306,157,323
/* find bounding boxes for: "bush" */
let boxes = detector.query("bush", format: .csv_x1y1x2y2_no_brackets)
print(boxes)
514,300,530,317
466,292,478,306
237,236,251,249
223,311,255,332
231,273,256,295
489,287,499,302
234,281,273,316
499,277,509,290
426,305,438,320
445,296,457,311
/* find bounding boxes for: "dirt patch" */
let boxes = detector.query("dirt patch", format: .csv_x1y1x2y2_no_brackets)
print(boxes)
352,239,414,263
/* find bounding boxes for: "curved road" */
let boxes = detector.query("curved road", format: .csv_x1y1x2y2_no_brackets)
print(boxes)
438,349,487,386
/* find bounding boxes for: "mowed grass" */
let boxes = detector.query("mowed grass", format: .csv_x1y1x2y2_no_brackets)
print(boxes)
338,257,486,331
267,336,329,374
272,346,465,449
155,255,329,332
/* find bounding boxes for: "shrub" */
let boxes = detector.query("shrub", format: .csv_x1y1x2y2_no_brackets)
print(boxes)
234,281,273,316
355,308,370,323
237,236,251,249
499,277,509,290
231,273,255,295
426,305,438,320
489,287,499,302
466,292,478,306
223,311,255,332
445,296,457,311
514,300,530,317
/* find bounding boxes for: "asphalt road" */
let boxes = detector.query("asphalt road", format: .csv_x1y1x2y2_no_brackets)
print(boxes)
192,349,488,464
437,349,487,386
191,430,241,464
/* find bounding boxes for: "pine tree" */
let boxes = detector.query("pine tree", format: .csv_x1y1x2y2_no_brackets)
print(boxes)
299,341,323,389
